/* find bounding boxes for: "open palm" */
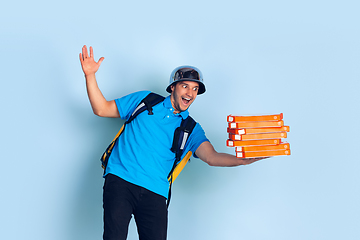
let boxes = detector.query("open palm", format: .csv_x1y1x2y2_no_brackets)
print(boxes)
79,45,104,76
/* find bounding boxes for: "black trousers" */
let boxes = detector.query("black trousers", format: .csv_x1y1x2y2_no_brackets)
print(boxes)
103,174,168,240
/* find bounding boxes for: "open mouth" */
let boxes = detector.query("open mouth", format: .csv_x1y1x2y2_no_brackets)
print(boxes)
182,97,191,105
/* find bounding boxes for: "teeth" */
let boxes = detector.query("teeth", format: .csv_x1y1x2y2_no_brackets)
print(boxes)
183,97,190,101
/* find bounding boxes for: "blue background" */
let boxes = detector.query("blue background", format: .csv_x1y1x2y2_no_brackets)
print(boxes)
1,0,359,239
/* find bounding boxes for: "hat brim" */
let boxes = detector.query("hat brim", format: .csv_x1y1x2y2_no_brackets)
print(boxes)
166,79,206,95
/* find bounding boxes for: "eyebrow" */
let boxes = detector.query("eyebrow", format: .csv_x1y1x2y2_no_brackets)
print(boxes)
180,83,199,88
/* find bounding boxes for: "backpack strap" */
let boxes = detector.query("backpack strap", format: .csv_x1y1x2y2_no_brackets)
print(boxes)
126,92,165,124
167,116,197,207
170,116,197,170
100,92,165,171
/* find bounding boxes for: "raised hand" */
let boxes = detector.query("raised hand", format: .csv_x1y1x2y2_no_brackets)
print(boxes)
79,45,104,76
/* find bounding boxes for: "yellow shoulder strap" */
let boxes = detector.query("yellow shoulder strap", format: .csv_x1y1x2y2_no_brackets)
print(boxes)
113,124,125,141
168,151,192,183
101,124,125,166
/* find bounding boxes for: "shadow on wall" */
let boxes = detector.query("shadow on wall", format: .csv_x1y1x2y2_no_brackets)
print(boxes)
65,102,126,239
68,153,106,240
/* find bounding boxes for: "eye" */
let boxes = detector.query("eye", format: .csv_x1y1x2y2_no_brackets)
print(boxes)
182,85,187,88
193,87,198,91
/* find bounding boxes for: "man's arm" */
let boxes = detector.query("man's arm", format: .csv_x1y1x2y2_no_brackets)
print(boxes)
79,45,120,118
195,141,267,166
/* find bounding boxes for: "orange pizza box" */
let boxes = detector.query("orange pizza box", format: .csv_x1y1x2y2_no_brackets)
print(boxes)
236,149,291,158
228,120,284,129
228,132,287,141
227,113,283,123
235,143,290,152
227,128,246,135
227,139,281,147
227,126,290,135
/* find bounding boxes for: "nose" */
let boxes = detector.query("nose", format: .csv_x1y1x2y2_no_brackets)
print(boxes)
186,88,195,98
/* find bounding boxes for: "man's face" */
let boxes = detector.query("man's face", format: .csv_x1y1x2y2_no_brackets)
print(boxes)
170,81,199,114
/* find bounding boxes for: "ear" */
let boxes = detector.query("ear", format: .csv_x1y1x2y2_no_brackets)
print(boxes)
170,84,175,92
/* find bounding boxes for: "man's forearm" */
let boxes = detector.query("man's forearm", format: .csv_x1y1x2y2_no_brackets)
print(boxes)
85,74,109,116
196,141,266,167
207,152,251,167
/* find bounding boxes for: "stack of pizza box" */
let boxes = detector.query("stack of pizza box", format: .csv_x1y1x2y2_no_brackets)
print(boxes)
226,113,291,158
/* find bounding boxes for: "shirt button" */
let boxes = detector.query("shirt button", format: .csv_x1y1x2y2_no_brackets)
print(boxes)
167,115,170,118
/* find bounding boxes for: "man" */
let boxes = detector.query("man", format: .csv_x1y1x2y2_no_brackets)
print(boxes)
79,45,265,240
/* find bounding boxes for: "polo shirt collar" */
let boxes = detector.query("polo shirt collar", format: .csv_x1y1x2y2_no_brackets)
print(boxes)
164,95,189,119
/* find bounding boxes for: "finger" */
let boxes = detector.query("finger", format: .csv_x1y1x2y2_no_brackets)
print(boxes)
252,157,269,161
82,46,85,59
79,53,83,62
97,57,105,65
82,45,88,58
250,157,266,160
90,46,93,58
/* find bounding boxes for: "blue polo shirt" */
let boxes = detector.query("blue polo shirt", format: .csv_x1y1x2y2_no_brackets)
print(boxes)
105,91,209,198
